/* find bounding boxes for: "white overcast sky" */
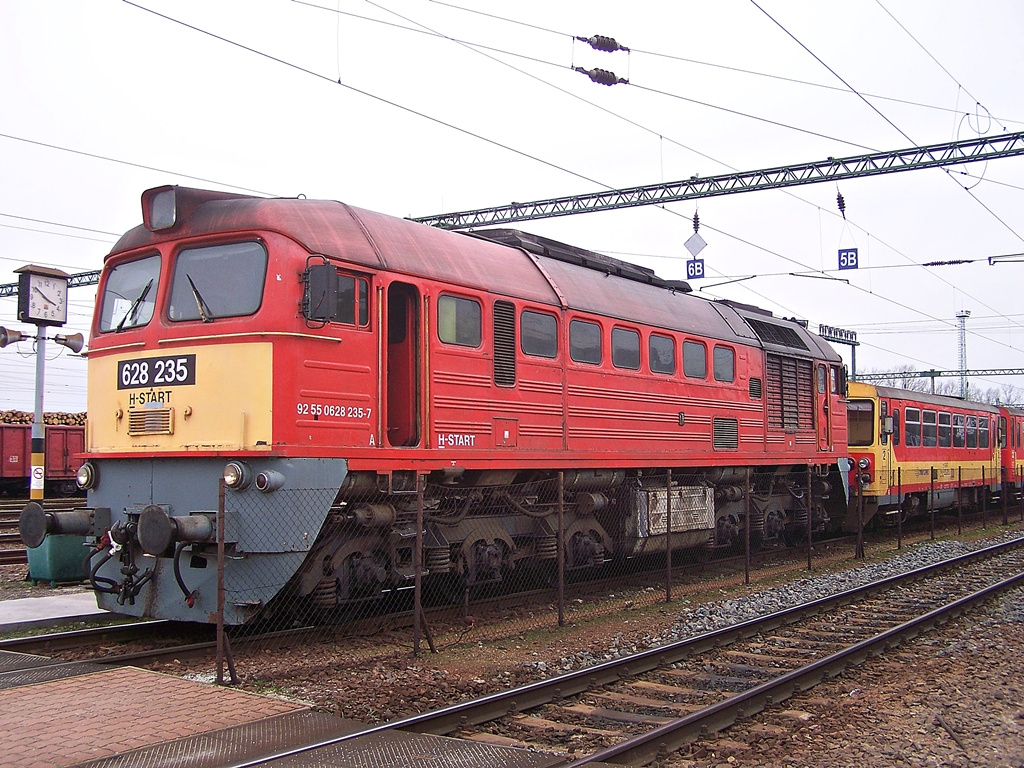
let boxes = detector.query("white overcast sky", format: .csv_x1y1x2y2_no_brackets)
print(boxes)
2,0,1024,412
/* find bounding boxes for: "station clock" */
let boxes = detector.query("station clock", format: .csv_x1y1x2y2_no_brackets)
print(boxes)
15,265,70,327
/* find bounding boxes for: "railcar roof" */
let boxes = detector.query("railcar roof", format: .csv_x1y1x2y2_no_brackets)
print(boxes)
111,188,838,360
863,384,1000,413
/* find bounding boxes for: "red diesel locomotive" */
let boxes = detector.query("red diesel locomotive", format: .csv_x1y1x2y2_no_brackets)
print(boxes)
23,185,849,623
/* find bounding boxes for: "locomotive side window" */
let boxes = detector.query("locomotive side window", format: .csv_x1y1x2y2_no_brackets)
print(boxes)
938,412,952,447
169,241,267,321
437,295,481,347
99,253,161,332
611,327,640,370
335,274,370,327
953,414,966,447
979,417,990,449
649,333,675,374
905,408,921,446
713,346,735,383
521,310,557,358
816,366,827,394
569,319,602,364
683,341,707,378
922,410,937,447
892,409,900,445
847,400,874,446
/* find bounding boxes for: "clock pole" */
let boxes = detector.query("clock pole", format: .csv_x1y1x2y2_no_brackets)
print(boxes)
12,264,73,502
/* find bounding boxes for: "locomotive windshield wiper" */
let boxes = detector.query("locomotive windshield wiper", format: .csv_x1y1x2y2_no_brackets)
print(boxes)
186,273,215,323
115,279,153,332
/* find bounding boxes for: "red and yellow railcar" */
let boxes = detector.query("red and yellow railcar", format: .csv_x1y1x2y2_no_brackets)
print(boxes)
24,186,849,623
847,382,1000,526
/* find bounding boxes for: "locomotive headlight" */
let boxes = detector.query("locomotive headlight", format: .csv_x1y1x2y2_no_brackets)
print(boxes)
255,470,285,493
223,461,252,490
145,187,177,230
857,457,870,470
76,462,98,490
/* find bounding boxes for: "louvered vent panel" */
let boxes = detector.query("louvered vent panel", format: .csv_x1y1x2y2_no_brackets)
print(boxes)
766,354,813,430
493,300,517,387
749,377,763,400
713,417,739,449
128,408,174,436
746,318,809,350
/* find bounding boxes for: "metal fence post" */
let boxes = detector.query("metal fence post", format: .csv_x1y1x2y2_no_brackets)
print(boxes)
929,467,935,540
806,465,813,571
216,478,237,685
414,476,423,657
557,471,565,627
855,474,865,560
1003,464,1009,526
896,467,902,550
665,469,672,604
957,466,963,536
744,468,751,585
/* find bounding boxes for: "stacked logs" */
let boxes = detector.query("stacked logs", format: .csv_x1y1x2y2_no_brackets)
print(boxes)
0,410,87,426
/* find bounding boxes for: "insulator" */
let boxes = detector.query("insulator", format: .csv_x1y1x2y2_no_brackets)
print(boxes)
693,211,700,232
575,66,627,86
836,191,846,219
576,34,629,53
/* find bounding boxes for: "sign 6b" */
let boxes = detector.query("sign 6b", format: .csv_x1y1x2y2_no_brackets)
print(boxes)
686,259,705,279
838,248,859,270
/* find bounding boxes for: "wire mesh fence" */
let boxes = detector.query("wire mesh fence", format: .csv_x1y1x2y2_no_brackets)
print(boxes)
211,465,1024,679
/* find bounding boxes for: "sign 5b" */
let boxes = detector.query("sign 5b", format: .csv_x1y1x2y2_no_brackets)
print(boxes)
838,248,859,270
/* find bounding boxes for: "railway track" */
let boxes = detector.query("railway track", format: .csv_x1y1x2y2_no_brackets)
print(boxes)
241,536,1024,767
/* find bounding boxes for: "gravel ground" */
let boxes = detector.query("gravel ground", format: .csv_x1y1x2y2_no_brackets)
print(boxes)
5,526,1023,766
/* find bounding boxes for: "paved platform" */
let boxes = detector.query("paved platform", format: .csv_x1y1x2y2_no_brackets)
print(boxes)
2,666,311,768
0,591,109,633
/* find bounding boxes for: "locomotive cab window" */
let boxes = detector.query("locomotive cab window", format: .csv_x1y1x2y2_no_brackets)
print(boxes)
847,400,874,446
438,295,481,347
569,319,602,365
336,274,370,326
169,241,267,321
611,327,640,370
683,341,707,378
99,253,161,332
521,310,557,358
713,346,735,383
649,333,675,375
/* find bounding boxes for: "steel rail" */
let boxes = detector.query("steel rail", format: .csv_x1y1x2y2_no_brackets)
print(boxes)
564,569,1024,767
219,535,1024,768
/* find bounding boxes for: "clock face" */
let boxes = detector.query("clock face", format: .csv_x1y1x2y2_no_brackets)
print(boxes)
20,273,68,326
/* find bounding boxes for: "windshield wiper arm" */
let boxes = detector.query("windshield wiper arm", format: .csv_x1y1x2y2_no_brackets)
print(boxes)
115,279,153,332
186,274,214,323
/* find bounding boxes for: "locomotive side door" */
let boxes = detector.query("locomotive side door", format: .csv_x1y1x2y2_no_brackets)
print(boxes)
815,363,830,450
385,282,421,447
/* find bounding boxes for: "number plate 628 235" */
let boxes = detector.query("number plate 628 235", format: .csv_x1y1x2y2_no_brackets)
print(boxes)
117,354,197,389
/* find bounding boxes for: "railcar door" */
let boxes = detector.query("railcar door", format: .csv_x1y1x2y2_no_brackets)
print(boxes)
385,282,421,447
815,363,830,450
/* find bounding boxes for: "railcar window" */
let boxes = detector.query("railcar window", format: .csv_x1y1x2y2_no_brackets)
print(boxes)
438,295,481,347
569,319,602,364
980,417,990,449
892,409,900,446
683,341,707,378
99,253,161,332
847,400,874,446
939,412,952,448
905,408,921,446
169,242,267,321
713,346,735,383
966,416,978,448
649,334,675,374
611,328,640,370
953,414,966,447
922,410,937,447
521,310,557,358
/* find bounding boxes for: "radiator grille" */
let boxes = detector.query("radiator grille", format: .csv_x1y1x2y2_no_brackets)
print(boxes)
746,317,809,350
765,354,813,430
492,300,516,387
713,417,739,449
128,407,174,436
